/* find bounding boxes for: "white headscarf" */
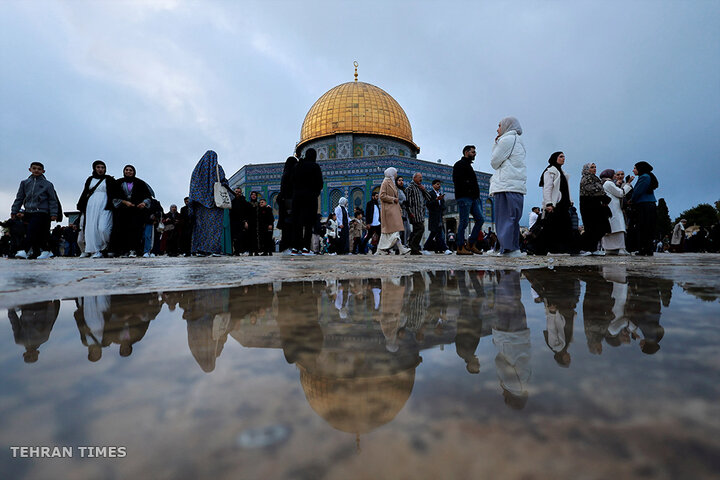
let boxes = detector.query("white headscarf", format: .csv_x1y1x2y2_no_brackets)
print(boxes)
338,197,348,207
499,116,523,136
384,167,397,179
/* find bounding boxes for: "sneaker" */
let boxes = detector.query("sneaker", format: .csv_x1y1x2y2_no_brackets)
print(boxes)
150,253,156,258
503,250,527,258
400,246,412,255
579,251,593,256
592,250,606,256
444,249,453,255
421,250,433,255
15,250,29,259
143,252,151,258
128,251,137,258
91,252,103,259
80,252,91,258
617,248,630,256
290,249,301,256
301,249,315,256
37,251,54,260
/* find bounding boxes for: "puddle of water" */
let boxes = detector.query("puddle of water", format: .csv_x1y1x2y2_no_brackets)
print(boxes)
1,267,719,479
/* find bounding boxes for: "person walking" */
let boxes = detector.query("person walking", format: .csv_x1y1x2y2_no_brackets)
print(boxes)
424,179,452,254
405,172,433,255
490,116,527,257
396,176,411,246
277,156,297,252
349,211,367,254
291,148,323,255
230,188,249,255
334,197,350,254
670,219,687,252
364,190,381,254
257,198,274,255
453,146,483,255
109,164,152,257
600,168,633,255
10,162,60,259
77,160,114,258
628,161,659,256
539,152,574,254
161,204,181,256
188,150,234,256
579,163,611,255
376,167,411,255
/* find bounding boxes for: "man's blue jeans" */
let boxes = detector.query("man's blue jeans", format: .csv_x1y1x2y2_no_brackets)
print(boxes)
457,197,483,246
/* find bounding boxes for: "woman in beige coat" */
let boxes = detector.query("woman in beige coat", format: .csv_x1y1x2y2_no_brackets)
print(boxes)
377,167,411,255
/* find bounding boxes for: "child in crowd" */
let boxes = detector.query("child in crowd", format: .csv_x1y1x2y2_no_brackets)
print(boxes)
10,162,60,259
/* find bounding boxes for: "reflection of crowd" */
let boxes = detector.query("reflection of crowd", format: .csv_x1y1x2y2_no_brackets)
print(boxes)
7,267,674,415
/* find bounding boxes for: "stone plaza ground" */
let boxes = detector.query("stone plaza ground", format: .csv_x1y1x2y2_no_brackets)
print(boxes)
1,252,719,308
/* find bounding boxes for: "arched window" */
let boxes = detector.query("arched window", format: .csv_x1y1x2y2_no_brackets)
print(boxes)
270,192,279,218
485,198,494,224
350,187,364,213
329,189,342,211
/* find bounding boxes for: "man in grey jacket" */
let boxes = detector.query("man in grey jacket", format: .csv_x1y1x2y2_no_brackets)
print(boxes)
11,162,60,259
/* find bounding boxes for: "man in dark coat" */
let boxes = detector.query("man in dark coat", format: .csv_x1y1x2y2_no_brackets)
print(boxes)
424,179,451,253
291,148,323,254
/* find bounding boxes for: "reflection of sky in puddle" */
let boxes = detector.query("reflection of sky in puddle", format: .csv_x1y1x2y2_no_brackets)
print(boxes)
2,267,719,479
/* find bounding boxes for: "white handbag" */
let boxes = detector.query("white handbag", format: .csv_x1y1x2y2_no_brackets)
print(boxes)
213,164,232,209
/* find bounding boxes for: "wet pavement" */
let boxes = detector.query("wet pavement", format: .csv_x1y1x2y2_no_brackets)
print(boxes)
1,260,719,479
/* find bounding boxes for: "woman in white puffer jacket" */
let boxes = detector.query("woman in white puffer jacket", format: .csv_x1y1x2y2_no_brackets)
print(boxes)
600,169,633,255
490,116,527,257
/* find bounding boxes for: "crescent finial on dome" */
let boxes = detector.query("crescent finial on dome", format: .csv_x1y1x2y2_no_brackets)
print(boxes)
353,61,358,82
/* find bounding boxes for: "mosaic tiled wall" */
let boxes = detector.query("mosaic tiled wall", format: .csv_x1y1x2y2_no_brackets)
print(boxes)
230,155,492,224
298,134,418,161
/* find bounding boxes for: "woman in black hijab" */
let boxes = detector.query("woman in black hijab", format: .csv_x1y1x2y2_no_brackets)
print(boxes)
628,161,659,256
539,152,575,254
110,165,153,257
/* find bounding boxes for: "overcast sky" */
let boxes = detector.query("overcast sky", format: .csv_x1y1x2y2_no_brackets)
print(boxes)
1,0,718,223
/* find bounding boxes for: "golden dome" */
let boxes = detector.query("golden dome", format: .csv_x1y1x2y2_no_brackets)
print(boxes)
298,81,418,152
299,366,416,434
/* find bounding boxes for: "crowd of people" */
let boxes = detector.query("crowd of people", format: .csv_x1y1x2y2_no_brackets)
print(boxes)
8,114,715,260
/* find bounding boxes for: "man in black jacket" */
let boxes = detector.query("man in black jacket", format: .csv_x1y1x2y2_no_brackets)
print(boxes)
453,146,484,255
291,148,323,255
424,179,451,254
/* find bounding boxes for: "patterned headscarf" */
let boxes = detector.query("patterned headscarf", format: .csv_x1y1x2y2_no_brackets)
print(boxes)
579,163,605,197
189,150,230,209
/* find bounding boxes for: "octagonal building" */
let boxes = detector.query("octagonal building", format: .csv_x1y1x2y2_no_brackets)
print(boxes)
229,72,492,231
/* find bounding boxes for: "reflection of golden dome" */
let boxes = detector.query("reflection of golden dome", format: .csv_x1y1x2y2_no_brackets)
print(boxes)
299,366,415,434
298,81,418,152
